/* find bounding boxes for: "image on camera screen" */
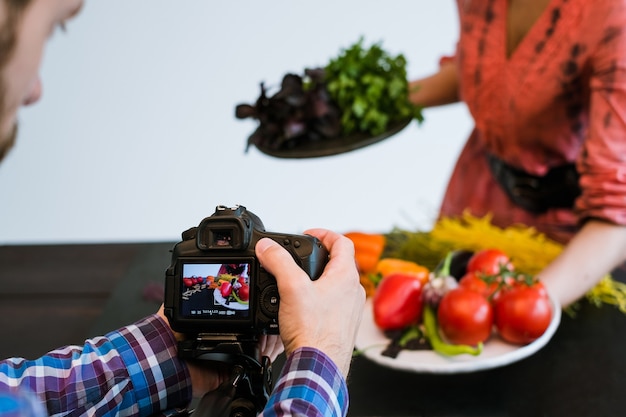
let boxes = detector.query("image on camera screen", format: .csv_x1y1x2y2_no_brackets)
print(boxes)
180,262,251,320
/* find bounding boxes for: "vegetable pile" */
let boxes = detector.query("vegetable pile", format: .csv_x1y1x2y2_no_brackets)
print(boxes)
360,246,552,358
236,38,423,152
347,213,626,358
365,212,626,314
345,213,626,357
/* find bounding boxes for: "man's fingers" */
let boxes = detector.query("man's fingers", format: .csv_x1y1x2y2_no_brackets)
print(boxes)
304,228,356,278
255,238,310,290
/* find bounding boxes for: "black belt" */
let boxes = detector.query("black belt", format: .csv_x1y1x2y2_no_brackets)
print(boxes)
486,153,581,214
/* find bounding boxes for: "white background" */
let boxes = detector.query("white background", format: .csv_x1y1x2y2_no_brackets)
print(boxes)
0,1,472,244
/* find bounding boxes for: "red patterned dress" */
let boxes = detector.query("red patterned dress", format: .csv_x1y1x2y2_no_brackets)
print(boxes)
440,0,626,243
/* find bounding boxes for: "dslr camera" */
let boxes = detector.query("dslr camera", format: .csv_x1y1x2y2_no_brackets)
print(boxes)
164,204,329,337
164,205,329,416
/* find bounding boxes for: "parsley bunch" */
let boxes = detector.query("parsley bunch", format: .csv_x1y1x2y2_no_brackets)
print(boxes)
324,37,424,136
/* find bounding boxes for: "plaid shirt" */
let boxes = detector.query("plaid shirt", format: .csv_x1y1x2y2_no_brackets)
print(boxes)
0,314,191,416
261,348,348,417
0,315,348,417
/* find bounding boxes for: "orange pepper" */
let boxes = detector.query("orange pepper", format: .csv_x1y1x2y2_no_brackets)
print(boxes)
344,231,386,274
375,257,430,286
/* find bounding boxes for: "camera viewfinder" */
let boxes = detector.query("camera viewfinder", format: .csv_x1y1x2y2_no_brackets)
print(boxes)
212,229,234,247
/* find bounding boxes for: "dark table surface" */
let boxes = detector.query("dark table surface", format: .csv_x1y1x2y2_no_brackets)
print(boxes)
2,242,625,417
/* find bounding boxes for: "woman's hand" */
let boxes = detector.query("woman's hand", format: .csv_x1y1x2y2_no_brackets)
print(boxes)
540,219,626,307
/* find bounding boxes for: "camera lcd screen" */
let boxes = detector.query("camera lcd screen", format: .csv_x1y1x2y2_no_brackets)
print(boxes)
180,262,251,320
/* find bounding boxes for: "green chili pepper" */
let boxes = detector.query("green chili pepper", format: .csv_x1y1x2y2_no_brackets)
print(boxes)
423,305,483,356
398,325,423,348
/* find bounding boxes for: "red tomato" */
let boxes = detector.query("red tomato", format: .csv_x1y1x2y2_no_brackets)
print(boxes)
437,288,494,345
494,282,552,344
183,278,194,288
467,248,513,276
458,271,491,297
373,273,424,330
238,284,250,301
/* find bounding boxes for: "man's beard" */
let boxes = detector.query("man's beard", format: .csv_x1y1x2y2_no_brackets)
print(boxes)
0,122,18,163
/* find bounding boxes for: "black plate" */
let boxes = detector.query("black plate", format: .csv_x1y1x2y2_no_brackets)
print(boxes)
252,118,412,159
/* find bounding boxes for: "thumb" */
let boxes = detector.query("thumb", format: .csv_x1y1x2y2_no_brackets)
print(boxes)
255,238,309,291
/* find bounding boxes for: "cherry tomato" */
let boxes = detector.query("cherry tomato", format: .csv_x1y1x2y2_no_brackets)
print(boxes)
183,278,194,288
466,248,513,276
494,282,552,344
373,273,424,330
437,287,494,346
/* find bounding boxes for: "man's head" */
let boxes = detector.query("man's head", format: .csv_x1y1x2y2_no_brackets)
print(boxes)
0,0,82,162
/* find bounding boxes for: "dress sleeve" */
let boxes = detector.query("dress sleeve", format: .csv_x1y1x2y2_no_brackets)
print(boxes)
0,314,192,416
576,3,626,225
259,347,348,417
438,55,456,67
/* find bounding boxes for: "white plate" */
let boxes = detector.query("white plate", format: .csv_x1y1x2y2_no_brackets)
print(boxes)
213,289,249,310
355,293,561,374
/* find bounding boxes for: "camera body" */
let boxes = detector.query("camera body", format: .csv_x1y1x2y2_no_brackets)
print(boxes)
164,205,329,337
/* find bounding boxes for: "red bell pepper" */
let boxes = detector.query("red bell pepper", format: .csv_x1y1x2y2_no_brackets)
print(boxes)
373,273,424,330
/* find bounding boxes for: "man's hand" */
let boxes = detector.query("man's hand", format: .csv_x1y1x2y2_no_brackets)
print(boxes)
255,229,365,377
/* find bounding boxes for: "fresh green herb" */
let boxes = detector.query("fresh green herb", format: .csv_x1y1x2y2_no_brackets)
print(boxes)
324,37,424,136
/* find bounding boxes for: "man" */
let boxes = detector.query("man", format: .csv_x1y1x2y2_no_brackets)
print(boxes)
0,1,366,416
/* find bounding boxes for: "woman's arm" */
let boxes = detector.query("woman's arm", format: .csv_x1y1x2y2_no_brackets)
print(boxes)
541,3,626,307
409,60,460,108
540,219,626,307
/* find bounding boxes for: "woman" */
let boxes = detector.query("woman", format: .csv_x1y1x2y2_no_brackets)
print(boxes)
410,0,626,307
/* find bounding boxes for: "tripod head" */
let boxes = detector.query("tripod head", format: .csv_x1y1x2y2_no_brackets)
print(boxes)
178,334,273,417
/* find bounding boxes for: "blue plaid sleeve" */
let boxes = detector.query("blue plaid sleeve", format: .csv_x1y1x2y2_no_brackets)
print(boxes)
0,314,192,417
260,347,348,417
105,314,192,416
